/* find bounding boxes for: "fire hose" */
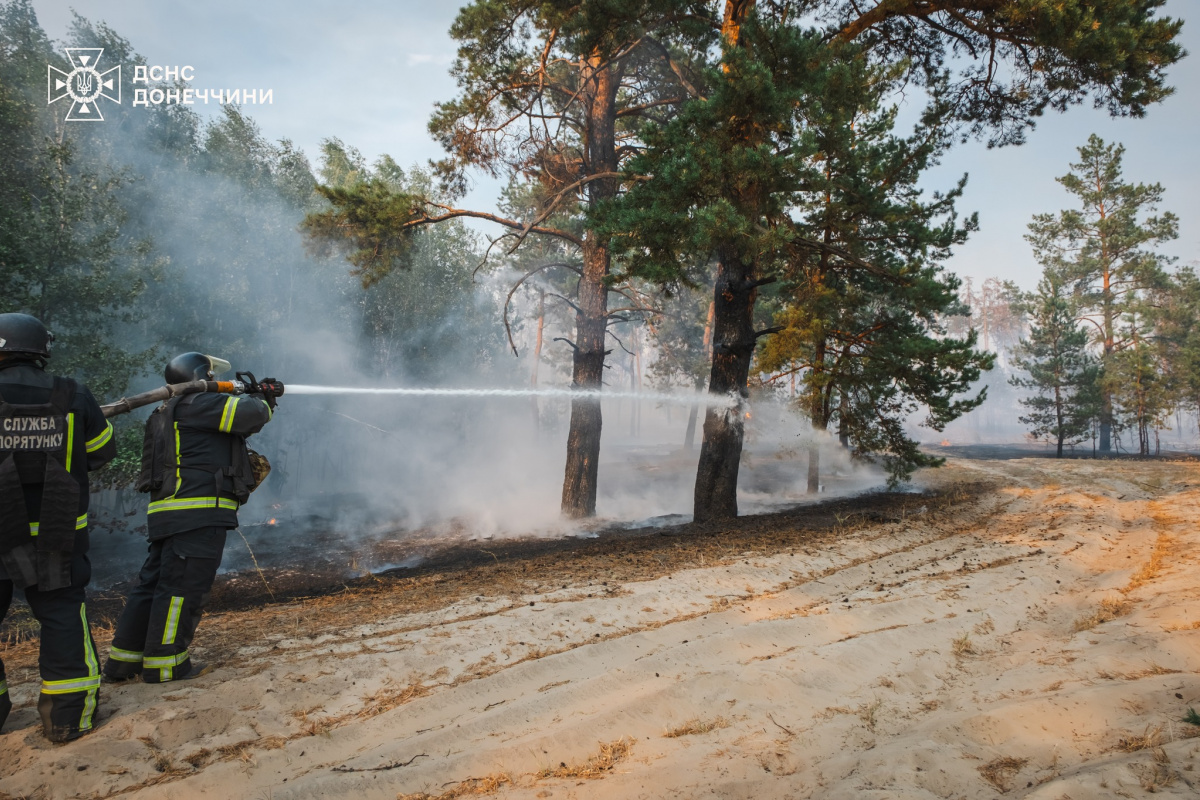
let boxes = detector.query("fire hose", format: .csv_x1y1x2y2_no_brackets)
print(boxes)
100,372,285,419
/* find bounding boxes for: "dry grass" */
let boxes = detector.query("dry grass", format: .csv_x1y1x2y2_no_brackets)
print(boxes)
1126,527,1176,592
536,737,636,780
1163,619,1200,632
1123,664,1182,680
1073,596,1132,632
858,699,884,732
952,632,976,657
814,706,852,720
978,756,1028,792
973,616,995,635
398,738,638,799
0,607,40,646
663,717,730,738
1117,724,1165,753
360,679,432,719
1129,761,1176,792
398,773,514,800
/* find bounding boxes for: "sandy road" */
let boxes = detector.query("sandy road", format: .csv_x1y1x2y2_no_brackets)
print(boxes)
1,457,1199,799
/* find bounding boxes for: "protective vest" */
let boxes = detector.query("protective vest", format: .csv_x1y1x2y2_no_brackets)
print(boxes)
0,378,80,589
138,393,266,539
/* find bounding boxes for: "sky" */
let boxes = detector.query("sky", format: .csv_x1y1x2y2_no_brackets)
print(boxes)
30,0,1200,291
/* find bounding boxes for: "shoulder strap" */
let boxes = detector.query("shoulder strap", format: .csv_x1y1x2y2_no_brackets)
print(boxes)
48,376,76,415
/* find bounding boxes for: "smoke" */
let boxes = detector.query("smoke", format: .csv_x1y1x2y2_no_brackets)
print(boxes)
37,21,891,590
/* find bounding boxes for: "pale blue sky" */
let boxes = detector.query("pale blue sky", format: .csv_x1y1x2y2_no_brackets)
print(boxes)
31,1,1199,290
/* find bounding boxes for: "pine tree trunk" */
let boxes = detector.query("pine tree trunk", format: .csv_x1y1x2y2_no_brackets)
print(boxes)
838,392,850,448
694,252,759,522
560,55,618,519
1100,273,1114,452
683,376,702,450
561,238,609,518
692,0,759,522
807,339,827,494
684,300,714,451
807,443,820,493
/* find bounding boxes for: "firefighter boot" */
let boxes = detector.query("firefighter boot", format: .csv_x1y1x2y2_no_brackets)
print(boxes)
37,691,94,743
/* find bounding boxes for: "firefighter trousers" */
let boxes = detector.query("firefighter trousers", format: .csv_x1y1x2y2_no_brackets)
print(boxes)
0,542,101,742
103,527,228,683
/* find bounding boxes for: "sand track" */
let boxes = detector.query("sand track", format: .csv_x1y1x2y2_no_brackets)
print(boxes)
1,457,1199,799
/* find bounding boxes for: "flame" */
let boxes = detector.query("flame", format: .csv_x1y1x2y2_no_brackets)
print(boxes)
268,518,277,525
940,439,951,446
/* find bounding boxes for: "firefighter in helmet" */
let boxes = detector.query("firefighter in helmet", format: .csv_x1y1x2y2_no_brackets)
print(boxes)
0,313,116,742
102,352,274,684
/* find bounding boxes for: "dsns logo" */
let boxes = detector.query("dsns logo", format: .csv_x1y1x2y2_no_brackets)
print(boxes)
47,48,121,122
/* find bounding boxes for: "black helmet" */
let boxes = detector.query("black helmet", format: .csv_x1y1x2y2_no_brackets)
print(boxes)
164,352,231,384
0,313,53,358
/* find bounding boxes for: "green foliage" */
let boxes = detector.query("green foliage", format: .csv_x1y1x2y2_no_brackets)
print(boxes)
0,0,161,399
1159,268,1200,432
92,420,144,489
825,0,1184,146
1009,277,1099,454
1027,134,1178,451
604,13,991,484
302,139,423,287
1184,707,1200,727
599,16,825,283
307,144,509,381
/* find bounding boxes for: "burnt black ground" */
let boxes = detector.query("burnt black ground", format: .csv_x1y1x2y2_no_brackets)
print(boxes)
0,483,960,643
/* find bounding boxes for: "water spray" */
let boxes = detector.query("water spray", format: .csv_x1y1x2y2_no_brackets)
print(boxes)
286,384,733,407
101,378,733,419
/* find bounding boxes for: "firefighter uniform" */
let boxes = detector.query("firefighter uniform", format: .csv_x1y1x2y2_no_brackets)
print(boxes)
0,361,117,742
103,391,271,683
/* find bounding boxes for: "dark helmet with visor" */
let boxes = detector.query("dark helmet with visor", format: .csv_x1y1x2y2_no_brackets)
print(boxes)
0,313,54,359
164,352,232,384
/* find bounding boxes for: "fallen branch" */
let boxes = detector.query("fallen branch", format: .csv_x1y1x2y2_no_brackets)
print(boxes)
332,753,428,773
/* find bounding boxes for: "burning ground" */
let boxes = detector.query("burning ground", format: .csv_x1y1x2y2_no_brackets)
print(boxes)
2,458,1200,799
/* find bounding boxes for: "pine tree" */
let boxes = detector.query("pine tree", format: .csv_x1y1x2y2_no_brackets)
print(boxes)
1026,135,1178,452
304,1,714,518
0,0,160,400
753,53,989,489
601,0,1180,519
1009,277,1099,457
1159,267,1200,440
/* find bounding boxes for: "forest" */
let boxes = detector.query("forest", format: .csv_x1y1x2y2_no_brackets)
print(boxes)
0,0,1191,528
5,3,1200,798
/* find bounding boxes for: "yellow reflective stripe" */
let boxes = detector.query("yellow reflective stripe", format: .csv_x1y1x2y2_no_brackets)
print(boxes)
147,497,239,514
218,396,240,433
173,422,182,496
65,412,75,471
143,650,189,669
85,421,113,452
162,596,184,645
79,604,99,730
41,675,101,695
107,646,143,663
0,679,7,695
29,514,87,537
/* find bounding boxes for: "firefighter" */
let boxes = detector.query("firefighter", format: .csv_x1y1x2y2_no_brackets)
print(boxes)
102,352,274,684
0,313,117,742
